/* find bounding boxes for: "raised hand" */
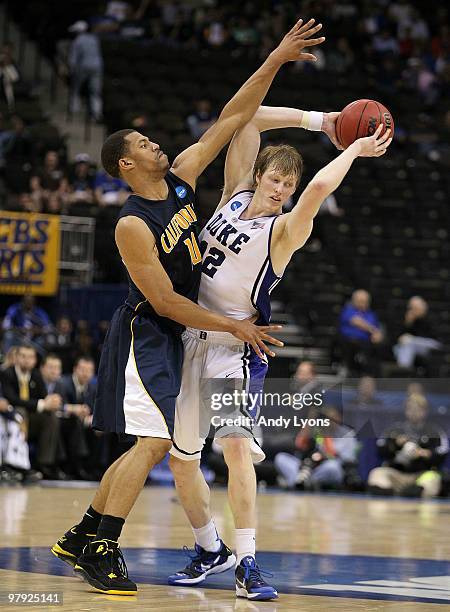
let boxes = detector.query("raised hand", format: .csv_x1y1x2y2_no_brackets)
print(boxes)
356,125,393,158
271,18,325,64
230,320,284,359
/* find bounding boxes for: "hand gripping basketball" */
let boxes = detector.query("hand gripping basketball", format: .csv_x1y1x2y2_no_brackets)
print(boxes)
356,125,393,158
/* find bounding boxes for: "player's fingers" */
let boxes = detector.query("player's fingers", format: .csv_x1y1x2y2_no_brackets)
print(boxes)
256,338,275,358
250,340,264,359
300,36,325,47
258,324,283,332
289,18,303,34
298,53,318,61
300,23,322,38
297,18,315,34
260,333,284,347
378,128,391,144
372,124,383,139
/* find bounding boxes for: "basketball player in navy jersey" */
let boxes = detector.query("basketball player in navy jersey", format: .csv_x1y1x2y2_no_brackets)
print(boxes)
51,19,326,595
168,107,392,599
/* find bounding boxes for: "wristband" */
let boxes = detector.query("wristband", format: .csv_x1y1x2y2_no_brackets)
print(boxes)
300,110,324,131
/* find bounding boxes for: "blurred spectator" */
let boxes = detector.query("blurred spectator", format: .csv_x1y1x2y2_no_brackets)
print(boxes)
339,290,383,377
368,393,448,498
120,0,151,39
327,37,354,73
61,355,96,414
60,356,104,479
0,48,20,109
30,150,69,204
0,380,32,482
41,354,91,479
3,116,33,193
292,360,322,396
68,153,95,204
0,344,63,479
94,168,129,206
187,99,217,140
393,296,442,370
68,20,103,121
1,347,19,371
373,29,400,55
275,406,359,491
202,11,228,48
44,316,74,372
2,295,53,353
350,376,383,409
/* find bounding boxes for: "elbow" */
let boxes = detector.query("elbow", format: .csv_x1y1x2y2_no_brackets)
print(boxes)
308,179,329,197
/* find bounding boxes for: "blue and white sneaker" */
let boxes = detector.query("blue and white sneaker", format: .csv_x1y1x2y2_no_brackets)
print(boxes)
168,541,236,586
235,556,278,600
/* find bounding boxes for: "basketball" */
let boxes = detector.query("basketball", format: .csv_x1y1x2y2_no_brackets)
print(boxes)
336,99,394,149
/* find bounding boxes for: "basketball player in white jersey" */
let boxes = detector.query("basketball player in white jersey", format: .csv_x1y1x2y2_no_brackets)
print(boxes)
168,107,392,599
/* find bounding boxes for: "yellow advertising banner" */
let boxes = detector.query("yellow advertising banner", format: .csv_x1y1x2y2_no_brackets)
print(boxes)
0,212,60,296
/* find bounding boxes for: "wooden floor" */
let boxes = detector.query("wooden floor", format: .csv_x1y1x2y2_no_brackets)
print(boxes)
1,484,449,611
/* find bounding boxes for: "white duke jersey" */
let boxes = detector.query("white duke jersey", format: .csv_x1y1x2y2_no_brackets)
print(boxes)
198,189,283,325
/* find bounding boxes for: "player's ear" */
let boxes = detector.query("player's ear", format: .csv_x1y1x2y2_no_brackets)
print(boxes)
119,157,134,173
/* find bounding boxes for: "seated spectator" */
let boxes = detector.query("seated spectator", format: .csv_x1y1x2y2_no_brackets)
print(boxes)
393,296,442,370
347,376,385,438
2,295,53,353
0,380,32,482
94,168,129,206
368,393,448,498
60,356,105,479
339,289,383,377
60,355,95,412
30,150,69,206
187,99,217,140
40,354,91,479
68,153,95,205
293,360,323,396
275,406,359,491
0,344,63,479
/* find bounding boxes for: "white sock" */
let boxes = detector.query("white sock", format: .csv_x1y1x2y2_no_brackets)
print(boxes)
192,520,221,552
235,528,256,565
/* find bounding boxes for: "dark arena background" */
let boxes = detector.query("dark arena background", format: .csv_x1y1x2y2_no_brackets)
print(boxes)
0,1,449,610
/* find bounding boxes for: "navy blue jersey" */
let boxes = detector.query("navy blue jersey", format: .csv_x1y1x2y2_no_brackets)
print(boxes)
118,171,202,333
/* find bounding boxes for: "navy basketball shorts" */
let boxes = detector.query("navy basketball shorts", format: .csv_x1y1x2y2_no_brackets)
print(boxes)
93,304,183,438
171,327,268,463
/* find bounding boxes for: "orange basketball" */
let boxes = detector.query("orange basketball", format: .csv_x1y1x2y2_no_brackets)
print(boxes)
336,99,394,149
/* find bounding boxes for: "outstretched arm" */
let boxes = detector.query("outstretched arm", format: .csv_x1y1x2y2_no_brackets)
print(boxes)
216,106,340,211
171,19,325,189
275,126,392,258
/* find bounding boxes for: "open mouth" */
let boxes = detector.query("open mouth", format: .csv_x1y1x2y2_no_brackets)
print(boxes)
270,196,281,202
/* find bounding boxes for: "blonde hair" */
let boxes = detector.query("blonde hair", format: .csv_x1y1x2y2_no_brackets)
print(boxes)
253,144,303,188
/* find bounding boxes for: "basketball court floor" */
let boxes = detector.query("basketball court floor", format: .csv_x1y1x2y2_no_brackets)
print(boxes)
1,484,450,610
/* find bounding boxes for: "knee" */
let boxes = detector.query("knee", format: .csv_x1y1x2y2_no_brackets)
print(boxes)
135,436,171,465
168,455,200,482
222,437,252,468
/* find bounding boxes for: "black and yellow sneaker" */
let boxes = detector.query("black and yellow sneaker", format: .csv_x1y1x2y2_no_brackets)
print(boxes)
51,526,95,568
74,539,137,595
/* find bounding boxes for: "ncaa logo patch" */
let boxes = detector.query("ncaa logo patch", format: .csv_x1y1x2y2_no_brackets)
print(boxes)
230,201,242,211
175,186,187,199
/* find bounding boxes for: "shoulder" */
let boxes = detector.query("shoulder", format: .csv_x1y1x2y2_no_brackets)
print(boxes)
166,171,196,199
